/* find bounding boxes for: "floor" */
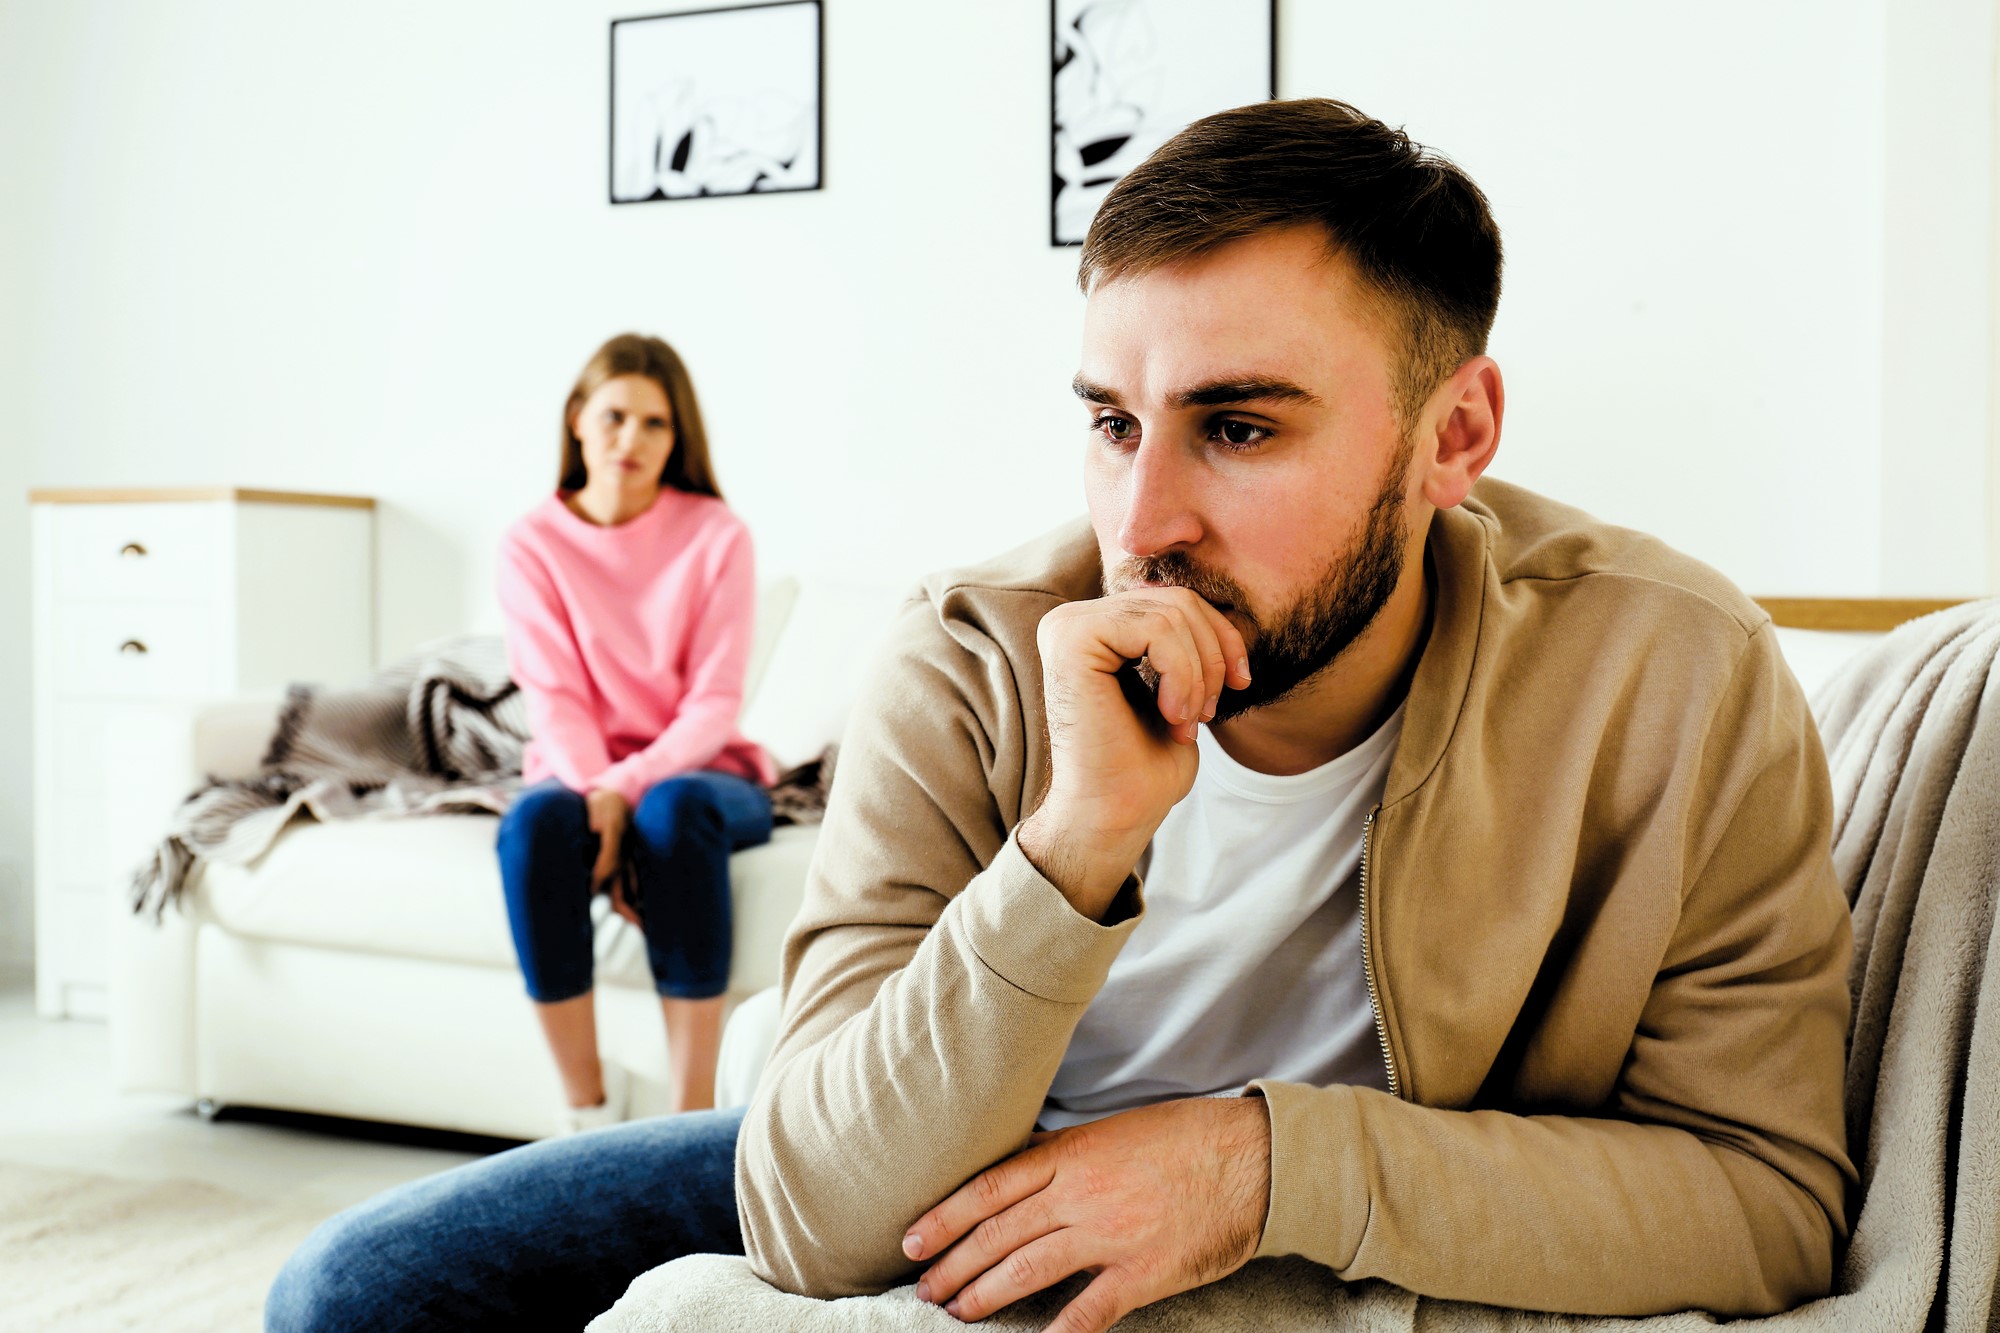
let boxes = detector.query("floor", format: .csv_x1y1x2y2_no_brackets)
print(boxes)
0,966,504,1218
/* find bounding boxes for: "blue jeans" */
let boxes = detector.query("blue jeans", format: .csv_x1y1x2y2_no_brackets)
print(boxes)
266,1107,746,1331
497,772,773,1001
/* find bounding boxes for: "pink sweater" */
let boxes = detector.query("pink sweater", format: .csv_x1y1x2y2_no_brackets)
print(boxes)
496,488,775,806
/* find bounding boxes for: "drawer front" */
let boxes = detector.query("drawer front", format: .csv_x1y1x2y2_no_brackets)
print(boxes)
55,600,221,699
54,503,226,603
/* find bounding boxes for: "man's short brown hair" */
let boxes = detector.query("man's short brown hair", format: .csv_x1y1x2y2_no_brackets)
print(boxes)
1079,98,1503,431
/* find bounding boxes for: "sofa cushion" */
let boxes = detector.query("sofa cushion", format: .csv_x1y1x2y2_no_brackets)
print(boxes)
740,577,912,772
191,815,817,996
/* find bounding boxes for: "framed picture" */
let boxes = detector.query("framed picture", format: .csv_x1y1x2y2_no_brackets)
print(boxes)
609,1,824,204
1050,0,1276,246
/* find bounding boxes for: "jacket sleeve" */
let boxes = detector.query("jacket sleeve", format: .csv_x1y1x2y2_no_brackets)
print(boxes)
735,595,1144,1297
496,533,612,790
1249,621,1856,1318
593,522,759,805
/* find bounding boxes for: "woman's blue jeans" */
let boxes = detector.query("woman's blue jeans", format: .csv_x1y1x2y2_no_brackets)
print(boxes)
496,771,773,1002
266,1107,746,1330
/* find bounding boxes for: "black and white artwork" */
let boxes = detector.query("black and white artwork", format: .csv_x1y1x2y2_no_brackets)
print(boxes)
610,2,823,204
1051,0,1275,245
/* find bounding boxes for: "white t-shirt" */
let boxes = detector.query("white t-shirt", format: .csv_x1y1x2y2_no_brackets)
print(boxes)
1040,705,1404,1129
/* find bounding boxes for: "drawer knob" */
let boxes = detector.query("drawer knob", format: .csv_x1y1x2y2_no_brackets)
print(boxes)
118,639,149,656
119,542,149,558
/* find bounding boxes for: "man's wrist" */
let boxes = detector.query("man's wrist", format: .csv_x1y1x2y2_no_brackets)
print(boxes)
1017,805,1145,921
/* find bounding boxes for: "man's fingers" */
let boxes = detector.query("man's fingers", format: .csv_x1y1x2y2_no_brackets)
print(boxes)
905,1150,1055,1261
1041,1269,1141,1333
935,1231,1084,1323
1119,590,1249,731
1176,603,1231,722
1150,613,1207,741
918,1193,1061,1308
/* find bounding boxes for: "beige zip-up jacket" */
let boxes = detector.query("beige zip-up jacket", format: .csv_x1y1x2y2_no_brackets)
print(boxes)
736,479,1854,1318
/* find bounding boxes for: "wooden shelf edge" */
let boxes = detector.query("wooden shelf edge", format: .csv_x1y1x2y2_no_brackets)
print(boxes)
28,487,374,509
1755,597,1973,632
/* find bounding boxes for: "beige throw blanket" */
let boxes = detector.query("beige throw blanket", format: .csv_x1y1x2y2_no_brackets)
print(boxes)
592,602,2000,1332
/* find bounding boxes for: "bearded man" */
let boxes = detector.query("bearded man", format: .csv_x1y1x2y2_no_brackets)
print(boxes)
269,98,1852,1333
734,98,1853,1330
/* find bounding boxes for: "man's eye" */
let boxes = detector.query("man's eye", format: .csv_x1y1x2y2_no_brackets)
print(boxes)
1093,415,1136,442
1214,420,1271,450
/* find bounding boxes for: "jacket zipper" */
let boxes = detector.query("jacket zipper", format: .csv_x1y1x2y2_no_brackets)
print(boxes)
1359,806,1401,1100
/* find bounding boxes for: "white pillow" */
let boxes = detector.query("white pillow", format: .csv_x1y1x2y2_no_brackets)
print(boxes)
744,577,800,706
739,576,912,772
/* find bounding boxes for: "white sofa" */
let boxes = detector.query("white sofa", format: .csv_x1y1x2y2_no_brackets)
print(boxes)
104,577,1882,1145
106,575,910,1142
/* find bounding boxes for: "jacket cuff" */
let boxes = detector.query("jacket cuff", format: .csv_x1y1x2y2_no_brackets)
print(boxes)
953,832,1144,1005
1248,1079,1372,1271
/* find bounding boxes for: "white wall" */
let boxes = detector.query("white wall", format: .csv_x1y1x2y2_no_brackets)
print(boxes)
2,0,1994,967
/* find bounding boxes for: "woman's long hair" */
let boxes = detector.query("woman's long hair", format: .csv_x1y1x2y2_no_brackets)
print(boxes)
558,333,723,499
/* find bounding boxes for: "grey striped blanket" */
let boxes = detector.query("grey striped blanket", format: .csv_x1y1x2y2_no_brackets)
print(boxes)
129,635,836,921
130,636,529,920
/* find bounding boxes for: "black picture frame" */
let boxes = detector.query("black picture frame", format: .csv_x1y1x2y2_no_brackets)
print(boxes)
609,0,825,205
1050,0,1278,246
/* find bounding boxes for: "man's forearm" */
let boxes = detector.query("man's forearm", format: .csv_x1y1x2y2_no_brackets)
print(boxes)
737,835,1144,1298
1252,1080,1842,1317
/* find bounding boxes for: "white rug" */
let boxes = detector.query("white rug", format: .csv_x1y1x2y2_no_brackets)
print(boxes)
0,1160,327,1332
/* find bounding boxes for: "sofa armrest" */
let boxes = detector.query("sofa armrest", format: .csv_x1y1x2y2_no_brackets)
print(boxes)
716,985,783,1109
189,690,286,783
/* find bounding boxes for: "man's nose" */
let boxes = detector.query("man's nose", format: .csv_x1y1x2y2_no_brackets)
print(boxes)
1117,439,1203,558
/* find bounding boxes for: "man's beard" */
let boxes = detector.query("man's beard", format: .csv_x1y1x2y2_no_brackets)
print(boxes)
1104,441,1413,722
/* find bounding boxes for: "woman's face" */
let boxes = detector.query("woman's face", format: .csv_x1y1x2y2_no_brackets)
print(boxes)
571,374,676,494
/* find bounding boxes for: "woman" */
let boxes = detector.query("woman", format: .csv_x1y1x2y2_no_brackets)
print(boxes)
495,332,775,1133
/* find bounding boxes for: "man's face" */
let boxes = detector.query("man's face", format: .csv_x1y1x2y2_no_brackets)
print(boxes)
1079,225,1421,719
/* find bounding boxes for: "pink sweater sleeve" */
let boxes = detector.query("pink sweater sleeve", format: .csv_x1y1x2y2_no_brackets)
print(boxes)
593,522,759,806
497,533,614,791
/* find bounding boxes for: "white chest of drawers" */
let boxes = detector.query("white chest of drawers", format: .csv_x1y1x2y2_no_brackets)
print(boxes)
29,488,376,1019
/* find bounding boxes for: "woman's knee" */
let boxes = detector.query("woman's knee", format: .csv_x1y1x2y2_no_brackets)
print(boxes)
497,785,593,913
498,783,589,841
632,778,728,846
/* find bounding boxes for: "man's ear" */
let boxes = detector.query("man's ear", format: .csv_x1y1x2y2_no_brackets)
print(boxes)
1420,357,1504,511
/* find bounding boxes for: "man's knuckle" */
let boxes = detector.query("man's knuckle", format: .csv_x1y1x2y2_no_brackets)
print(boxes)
1002,1247,1043,1288
969,1213,1007,1251
1073,1162,1115,1200
1072,1288,1122,1330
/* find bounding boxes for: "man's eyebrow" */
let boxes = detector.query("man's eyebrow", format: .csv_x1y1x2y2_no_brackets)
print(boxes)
1172,378,1321,409
1068,375,1322,410
1071,375,1123,406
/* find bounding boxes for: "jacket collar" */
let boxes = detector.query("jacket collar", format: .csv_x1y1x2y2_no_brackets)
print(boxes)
1384,498,1493,809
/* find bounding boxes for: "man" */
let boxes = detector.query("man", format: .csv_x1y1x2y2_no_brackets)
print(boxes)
269,99,1852,1332
733,97,1852,1327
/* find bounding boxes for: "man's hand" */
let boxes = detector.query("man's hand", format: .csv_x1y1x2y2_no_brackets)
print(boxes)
1021,588,1251,918
902,1096,1272,1333
585,787,629,894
